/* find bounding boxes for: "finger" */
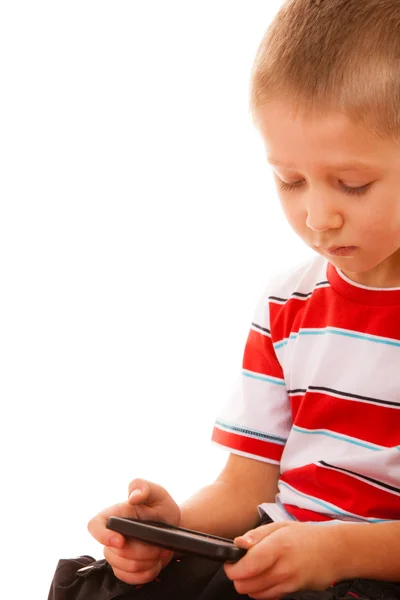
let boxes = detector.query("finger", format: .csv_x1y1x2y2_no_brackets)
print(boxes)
234,522,290,549
127,478,169,508
233,568,294,599
224,537,280,580
230,557,298,599
112,562,162,586
249,582,293,599
88,501,138,548
106,538,165,561
103,545,160,574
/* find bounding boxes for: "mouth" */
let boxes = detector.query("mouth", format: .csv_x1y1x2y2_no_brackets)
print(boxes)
319,246,357,257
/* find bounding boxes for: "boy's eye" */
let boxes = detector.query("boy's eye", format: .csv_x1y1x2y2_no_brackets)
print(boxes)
341,183,372,196
278,179,372,196
278,180,303,192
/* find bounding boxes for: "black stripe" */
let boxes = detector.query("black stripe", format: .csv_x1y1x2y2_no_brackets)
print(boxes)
268,280,329,304
287,385,398,408
251,322,270,335
269,293,311,302
319,461,400,494
292,292,313,299
269,285,328,304
269,295,288,303
308,385,399,408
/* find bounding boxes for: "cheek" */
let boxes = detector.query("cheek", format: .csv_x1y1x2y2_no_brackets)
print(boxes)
280,199,306,232
354,200,400,246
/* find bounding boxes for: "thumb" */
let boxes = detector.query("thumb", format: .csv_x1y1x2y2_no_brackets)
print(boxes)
128,478,152,505
127,478,169,507
128,487,147,505
234,521,290,548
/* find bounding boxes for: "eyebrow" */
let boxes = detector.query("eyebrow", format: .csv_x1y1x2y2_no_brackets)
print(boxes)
267,158,375,171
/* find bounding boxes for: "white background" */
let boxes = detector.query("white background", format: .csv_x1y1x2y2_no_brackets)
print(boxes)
0,2,312,597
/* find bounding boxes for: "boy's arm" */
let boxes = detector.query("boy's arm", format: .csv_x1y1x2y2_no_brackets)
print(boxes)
179,453,280,539
332,520,400,582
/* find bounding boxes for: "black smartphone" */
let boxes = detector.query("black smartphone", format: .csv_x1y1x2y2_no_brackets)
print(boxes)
106,517,247,563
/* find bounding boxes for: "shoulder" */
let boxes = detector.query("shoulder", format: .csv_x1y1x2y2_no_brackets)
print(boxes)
267,254,328,301
252,255,328,325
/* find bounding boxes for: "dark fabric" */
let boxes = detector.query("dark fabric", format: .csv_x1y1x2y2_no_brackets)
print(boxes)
48,513,400,600
283,579,400,599
47,554,223,600
48,552,400,600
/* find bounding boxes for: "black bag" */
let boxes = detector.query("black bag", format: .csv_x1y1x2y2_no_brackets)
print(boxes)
48,553,400,600
48,553,235,600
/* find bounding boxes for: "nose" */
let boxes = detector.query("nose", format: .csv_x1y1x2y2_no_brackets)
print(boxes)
305,190,343,232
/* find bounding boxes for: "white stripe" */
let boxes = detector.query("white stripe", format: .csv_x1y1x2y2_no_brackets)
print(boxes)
274,326,400,349
217,376,291,443
291,425,383,451
275,331,400,405
280,428,382,473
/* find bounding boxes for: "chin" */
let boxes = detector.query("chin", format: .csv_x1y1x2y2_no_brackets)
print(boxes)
320,253,372,276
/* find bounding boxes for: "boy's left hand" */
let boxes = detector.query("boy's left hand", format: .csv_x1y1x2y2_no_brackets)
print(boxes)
224,521,343,599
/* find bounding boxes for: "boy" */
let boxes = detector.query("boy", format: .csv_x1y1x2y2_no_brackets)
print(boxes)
50,1,400,598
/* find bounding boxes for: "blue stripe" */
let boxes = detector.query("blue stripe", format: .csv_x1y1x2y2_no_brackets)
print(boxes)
243,370,286,387
279,481,388,523
292,425,382,451
215,419,287,445
274,327,400,350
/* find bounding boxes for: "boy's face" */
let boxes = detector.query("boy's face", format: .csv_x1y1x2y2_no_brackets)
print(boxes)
257,100,400,287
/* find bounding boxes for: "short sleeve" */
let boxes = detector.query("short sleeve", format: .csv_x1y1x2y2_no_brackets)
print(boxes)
211,288,292,465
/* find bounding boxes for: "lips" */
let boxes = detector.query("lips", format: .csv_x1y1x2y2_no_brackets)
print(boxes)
321,246,357,257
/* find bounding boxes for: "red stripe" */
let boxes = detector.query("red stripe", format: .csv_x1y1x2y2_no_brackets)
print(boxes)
212,426,283,462
269,297,308,344
281,464,400,520
293,391,400,448
269,286,400,342
243,329,284,380
283,504,334,522
290,395,303,422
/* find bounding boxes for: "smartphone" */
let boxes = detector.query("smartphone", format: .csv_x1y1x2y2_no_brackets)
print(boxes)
106,517,247,563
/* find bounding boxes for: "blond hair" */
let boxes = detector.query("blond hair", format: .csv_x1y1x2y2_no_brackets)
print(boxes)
250,0,400,141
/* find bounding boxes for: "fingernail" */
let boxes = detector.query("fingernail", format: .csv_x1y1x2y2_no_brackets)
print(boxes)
129,489,142,501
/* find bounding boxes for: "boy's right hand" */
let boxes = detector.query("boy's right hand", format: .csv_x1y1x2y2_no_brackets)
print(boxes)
88,478,181,585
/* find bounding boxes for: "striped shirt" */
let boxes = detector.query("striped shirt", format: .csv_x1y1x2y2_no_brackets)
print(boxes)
212,255,400,523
